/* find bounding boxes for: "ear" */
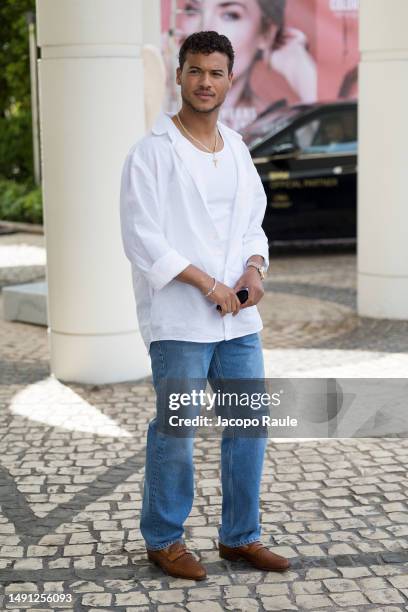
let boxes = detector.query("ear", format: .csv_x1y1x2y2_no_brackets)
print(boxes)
228,71,233,88
176,66,181,85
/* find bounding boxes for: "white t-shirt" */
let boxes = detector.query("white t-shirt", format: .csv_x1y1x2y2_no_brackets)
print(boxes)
185,136,238,258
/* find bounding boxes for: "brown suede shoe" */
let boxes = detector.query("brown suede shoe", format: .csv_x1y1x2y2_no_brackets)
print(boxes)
219,541,291,572
147,541,207,580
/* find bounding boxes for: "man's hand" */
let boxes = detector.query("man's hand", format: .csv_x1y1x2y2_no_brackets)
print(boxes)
233,267,264,309
205,280,241,317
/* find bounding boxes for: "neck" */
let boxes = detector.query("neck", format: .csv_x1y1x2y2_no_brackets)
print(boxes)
178,104,219,138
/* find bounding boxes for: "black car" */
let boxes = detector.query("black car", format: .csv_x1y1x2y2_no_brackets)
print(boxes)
242,101,357,245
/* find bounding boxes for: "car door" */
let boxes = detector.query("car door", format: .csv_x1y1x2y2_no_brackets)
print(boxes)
253,105,357,242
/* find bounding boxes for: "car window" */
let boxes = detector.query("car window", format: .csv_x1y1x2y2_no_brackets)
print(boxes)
294,110,357,154
242,107,302,148
251,130,295,156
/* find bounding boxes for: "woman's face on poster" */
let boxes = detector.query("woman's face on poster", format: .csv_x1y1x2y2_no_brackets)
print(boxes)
178,0,279,80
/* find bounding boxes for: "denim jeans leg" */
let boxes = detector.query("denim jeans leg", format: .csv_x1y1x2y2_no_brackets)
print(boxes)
209,332,268,547
140,340,214,550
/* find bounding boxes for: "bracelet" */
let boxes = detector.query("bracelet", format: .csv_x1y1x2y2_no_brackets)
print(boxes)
204,277,217,297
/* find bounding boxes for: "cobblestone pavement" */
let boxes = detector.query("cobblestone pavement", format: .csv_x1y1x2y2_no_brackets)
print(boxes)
0,234,407,611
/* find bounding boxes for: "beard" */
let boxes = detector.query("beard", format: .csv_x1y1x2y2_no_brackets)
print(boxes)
181,91,224,114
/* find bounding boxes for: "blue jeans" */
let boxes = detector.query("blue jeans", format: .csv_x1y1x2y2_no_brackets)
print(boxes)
140,332,267,550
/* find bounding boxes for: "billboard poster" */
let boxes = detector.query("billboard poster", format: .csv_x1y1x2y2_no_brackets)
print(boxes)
161,0,359,131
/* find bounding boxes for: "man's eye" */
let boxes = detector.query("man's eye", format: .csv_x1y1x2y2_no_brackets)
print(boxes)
221,11,241,21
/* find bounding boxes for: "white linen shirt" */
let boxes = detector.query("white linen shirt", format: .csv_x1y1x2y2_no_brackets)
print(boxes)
119,111,270,354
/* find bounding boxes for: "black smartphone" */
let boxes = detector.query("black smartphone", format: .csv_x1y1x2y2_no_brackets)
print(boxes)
216,287,249,312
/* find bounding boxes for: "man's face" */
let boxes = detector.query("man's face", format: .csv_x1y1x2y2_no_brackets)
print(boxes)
176,51,233,113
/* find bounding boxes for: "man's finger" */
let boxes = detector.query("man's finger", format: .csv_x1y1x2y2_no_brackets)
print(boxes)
232,295,241,316
223,299,231,316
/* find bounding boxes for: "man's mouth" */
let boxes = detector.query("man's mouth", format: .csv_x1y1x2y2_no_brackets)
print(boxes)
194,92,214,99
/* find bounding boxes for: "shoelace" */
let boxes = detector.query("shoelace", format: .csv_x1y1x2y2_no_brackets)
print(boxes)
168,544,193,562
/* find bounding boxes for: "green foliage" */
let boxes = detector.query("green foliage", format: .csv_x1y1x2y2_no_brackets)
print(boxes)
0,178,42,224
0,0,37,182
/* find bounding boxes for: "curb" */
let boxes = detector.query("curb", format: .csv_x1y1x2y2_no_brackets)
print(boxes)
0,220,44,235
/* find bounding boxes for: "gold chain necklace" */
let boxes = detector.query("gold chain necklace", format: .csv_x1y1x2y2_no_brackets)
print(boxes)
176,112,219,167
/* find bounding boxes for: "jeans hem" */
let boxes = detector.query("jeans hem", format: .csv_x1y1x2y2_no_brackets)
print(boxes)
218,535,261,548
145,537,184,552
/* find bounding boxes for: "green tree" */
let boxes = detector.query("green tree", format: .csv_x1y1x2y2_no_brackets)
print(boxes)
0,0,36,182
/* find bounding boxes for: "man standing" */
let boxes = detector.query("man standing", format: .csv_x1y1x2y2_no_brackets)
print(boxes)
120,31,290,580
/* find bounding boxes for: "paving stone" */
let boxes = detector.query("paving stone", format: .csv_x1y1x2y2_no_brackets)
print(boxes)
187,587,221,601
71,581,104,593
82,593,112,607
387,575,408,589
367,587,406,604
371,564,408,576
0,545,23,557
48,557,71,568
256,583,289,596
293,581,323,595
63,544,94,556
101,554,128,566
300,533,328,544
329,591,369,606
224,598,259,611
263,571,298,583
388,512,408,523
296,544,325,556
69,532,96,544
338,566,372,578
266,545,297,557
5,583,38,593
261,595,297,610
26,546,57,557
327,543,358,555
13,558,43,570
43,581,64,592
305,568,338,580
323,578,360,592
105,579,137,592
115,592,150,605
223,586,250,598
358,576,389,590
294,594,332,609
186,602,224,612
370,608,408,612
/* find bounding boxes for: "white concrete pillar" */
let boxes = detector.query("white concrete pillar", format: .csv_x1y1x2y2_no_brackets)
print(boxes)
36,0,161,383
358,0,408,319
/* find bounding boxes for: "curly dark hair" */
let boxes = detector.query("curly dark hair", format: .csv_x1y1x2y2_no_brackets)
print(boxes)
179,30,234,74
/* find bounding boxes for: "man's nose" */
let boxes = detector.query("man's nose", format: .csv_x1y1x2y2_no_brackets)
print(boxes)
199,72,212,88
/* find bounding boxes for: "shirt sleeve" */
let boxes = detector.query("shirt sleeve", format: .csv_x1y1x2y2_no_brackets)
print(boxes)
119,150,191,291
242,150,270,271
